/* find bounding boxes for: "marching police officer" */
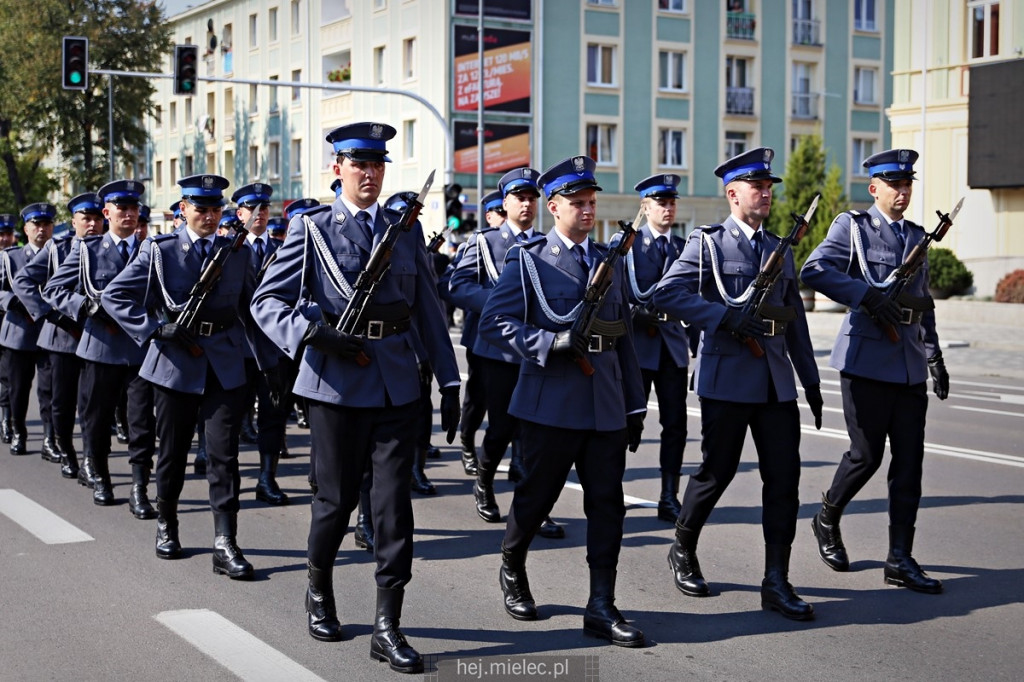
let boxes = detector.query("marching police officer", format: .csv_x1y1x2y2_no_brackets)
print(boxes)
250,122,460,674
627,174,691,522
479,155,647,648
1,203,57,456
654,148,823,620
268,217,288,243
102,174,273,579
169,201,184,231
0,214,15,444
800,149,947,594
450,169,563,539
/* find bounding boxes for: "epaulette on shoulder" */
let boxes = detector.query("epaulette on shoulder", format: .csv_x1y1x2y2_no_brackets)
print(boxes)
152,232,178,242
479,225,498,235
53,232,73,242
520,233,547,249
695,223,723,233
847,209,868,218
81,234,103,243
2,245,18,253
305,204,331,216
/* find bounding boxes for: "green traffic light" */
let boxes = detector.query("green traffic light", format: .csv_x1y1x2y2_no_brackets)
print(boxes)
69,71,82,85
447,216,461,230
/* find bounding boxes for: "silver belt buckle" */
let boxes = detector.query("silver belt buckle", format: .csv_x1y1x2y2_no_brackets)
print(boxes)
656,312,670,322
366,320,385,340
764,320,778,336
198,321,214,336
588,334,606,353
899,307,914,325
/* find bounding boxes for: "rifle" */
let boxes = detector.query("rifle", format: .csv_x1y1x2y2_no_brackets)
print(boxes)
174,208,257,357
426,228,449,254
737,193,818,358
569,205,641,376
336,170,434,367
880,197,963,342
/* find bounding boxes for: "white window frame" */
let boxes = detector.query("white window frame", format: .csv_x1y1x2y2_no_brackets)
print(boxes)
854,0,876,31
853,66,877,105
291,139,303,176
291,69,302,102
658,0,685,12
586,44,617,87
403,120,416,161
658,50,686,92
658,128,687,169
249,13,258,49
725,131,749,160
373,46,386,86
968,0,1001,60
268,140,281,179
402,38,416,81
269,7,278,43
852,138,877,176
291,0,301,36
249,145,260,180
587,123,617,166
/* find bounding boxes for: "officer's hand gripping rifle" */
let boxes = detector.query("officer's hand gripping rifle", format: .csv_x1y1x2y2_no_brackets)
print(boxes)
570,206,641,376
336,170,434,367
426,227,450,254
737,193,818,358
174,209,256,357
880,196,964,343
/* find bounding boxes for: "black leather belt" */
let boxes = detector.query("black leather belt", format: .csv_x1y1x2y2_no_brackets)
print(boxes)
899,308,924,325
354,317,411,339
588,334,619,353
761,320,788,337
189,319,235,336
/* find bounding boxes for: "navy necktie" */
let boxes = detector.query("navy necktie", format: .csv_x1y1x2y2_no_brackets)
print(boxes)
751,230,763,260
656,235,669,260
356,211,372,240
890,222,905,249
572,244,588,270
197,238,209,260
118,240,129,263
254,237,265,261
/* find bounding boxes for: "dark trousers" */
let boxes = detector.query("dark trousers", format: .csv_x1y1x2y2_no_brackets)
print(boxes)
478,357,520,474
460,350,486,438
307,399,418,588
49,351,81,441
416,363,433,450
678,396,802,545
152,369,247,513
503,421,627,569
0,345,10,409
828,374,928,527
125,373,156,469
79,361,137,461
5,348,51,426
640,346,689,475
245,358,292,458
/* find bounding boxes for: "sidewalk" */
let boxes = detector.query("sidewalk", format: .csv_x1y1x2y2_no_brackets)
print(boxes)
804,299,1024,381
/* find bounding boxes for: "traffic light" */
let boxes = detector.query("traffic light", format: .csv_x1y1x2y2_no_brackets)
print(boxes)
62,37,88,91
444,183,463,232
173,44,199,95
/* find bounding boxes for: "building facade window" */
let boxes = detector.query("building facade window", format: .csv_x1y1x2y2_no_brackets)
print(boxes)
854,0,876,31
155,160,163,188
852,138,876,174
249,145,259,179
249,84,258,113
269,7,278,42
402,38,416,80
792,62,818,118
291,0,301,35
268,141,281,178
291,139,302,176
169,101,177,131
725,131,749,159
404,120,416,160
658,50,686,92
291,69,302,102
373,46,386,85
170,158,177,185
658,128,687,168
659,0,685,12
853,66,877,104
249,13,258,48
587,44,617,87
726,57,754,115
184,154,194,177
153,105,162,131
587,123,617,165
968,0,1000,59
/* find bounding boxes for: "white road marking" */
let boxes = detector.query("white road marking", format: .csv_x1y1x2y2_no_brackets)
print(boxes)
0,489,93,544
155,609,326,682
951,405,1024,418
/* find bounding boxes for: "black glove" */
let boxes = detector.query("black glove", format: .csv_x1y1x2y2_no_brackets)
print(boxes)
153,322,199,349
262,364,290,409
303,322,365,361
804,383,824,430
861,287,903,328
5,297,27,315
551,329,589,357
720,308,769,337
78,298,114,324
928,353,949,400
439,385,461,444
626,413,645,453
632,307,659,328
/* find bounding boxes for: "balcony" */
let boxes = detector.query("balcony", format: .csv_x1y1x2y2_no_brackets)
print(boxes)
726,87,755,115
793,18,821,46
727,12,756,40
791,92,820,119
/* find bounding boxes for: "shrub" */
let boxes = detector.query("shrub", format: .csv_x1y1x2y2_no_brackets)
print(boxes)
928,247,973,296
995,269,1024,303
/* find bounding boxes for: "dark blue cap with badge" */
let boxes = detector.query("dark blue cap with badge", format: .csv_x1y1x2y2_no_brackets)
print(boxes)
231,182,273,207
169,201,183,219
498,168,541,197
634,173,681,199
267,217,288,235
138,204,151,223
330,179,342,198
67,192,103,215
714,147,782,186
286,198,321,218
21,202,57,223
219,214,241,230
179,174,230,207
538,156,603,198
481,190,504,213
863,149,918,181
325,122,396,163
98,179,145,205
0,214,16,231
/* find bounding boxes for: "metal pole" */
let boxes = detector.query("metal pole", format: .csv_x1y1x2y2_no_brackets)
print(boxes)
90,69,456,186
108,77,114,182
476,2,485,209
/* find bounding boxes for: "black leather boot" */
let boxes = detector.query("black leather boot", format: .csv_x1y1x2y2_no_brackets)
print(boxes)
582,568,645,648
499,545,537,621
9,420,27,455
425,445,441,459
459,432,478,476
354,489,374,552
657,473,682,522
474,468,501,523
114,403,129,444
369,587,423,674
212,513,254,579
240,409,258,444
811,491,849,571
410,448,436,495
255,451,289,505
193,428,208,476
155,497,182,560
41,422,63,462
667,523,710,596
507,439,527,483
306,562,343,641
537,516,565,539
78,454,97,488
761,544,814,620
279,434,293,459
91,453,115,506
128,465,157,520
58,432,79,479
0,406,11,444
884,525,943,594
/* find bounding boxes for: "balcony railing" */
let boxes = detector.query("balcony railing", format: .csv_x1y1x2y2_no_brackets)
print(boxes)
726,87,755,115
791,92,820,119
727,12,756,40
793,18,821,46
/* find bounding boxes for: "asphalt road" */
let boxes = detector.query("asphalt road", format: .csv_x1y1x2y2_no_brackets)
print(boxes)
1,336,1022,682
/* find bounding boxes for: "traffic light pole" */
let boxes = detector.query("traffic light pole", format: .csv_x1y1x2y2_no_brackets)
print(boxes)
90,68,455,186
